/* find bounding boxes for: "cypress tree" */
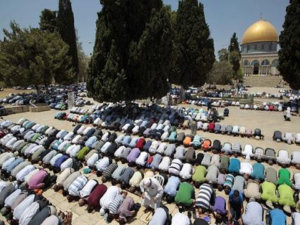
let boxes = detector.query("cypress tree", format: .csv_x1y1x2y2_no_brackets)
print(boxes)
278,0,300,90
88,0,171,102
129,6,173,99
228,33,240,53
57,0,79,77
228,32,241,80
170,0,215,88
39,9,57,32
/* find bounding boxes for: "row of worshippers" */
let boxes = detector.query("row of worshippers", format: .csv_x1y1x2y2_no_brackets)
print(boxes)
0,179,66,225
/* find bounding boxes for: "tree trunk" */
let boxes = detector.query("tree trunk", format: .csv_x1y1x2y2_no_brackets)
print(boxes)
35,85,41,97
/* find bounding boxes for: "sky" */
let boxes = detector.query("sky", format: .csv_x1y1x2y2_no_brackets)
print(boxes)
0,0,290,56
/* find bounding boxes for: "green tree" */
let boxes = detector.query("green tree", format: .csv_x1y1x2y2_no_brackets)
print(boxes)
39,9,57,32
228,33,241,80
57,0,78,77
88,0,171,102
278,0,300,90
0,22,74,92
207,61,233,85
218,48,229,62
170,0,215,88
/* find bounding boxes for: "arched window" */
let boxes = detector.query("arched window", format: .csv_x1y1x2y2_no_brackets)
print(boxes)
272,59,279,67
244,60,250,66
261,59,270,65
251,60,259,65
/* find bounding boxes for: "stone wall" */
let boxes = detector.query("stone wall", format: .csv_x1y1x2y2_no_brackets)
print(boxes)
243,75,284,87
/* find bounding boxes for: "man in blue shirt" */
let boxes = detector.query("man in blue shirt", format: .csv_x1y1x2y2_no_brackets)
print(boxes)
164,176,180,203
269,209,286,225
228,190,243,225
85,136,97,148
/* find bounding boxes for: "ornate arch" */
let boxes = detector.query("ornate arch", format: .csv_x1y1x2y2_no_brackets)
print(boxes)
251,60,259,65
244,60,250,66
272,59,279,67
261,59,270,65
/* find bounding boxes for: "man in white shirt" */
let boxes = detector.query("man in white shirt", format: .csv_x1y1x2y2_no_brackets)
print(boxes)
135,152,148,167
13,194,35,220
114,146,126,158
0,152,14,167
18,201,40,225
86,153,99,168
242,144,253,160
180,163,193,180
158,157,171,172
79,179,98,200
171,212,190,225
284,133,294,144
3,188,21,208
240,162,253,180
0,181,7,192
71,135,81,144
69,145,81,157
294,173,300,190
5,137,17,149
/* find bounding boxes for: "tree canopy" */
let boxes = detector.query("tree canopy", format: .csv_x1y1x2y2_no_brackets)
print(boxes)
0,22,74,90
57,0,79,76
88,0,172,102
207,61,233,85
218,48,229,62
278,0,300,90
170,0,215,88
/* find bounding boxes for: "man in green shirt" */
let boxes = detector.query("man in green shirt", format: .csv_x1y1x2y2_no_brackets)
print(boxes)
192,166,207,187
175,182,195,207
277,168,292,187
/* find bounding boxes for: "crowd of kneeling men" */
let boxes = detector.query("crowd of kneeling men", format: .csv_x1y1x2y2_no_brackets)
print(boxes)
1,118,300,224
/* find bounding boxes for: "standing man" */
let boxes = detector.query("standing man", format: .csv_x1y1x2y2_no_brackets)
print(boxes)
228,190,243,225
140,177,163,211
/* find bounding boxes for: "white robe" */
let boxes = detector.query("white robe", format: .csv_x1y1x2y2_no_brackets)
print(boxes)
140,178,163,209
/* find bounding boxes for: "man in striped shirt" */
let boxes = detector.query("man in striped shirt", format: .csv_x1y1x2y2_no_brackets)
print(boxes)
195,183,214,217
107,191,127,221
100,184,121,216
67,175,88,201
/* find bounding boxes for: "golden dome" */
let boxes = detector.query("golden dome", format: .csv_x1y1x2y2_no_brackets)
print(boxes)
242,20,278,44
